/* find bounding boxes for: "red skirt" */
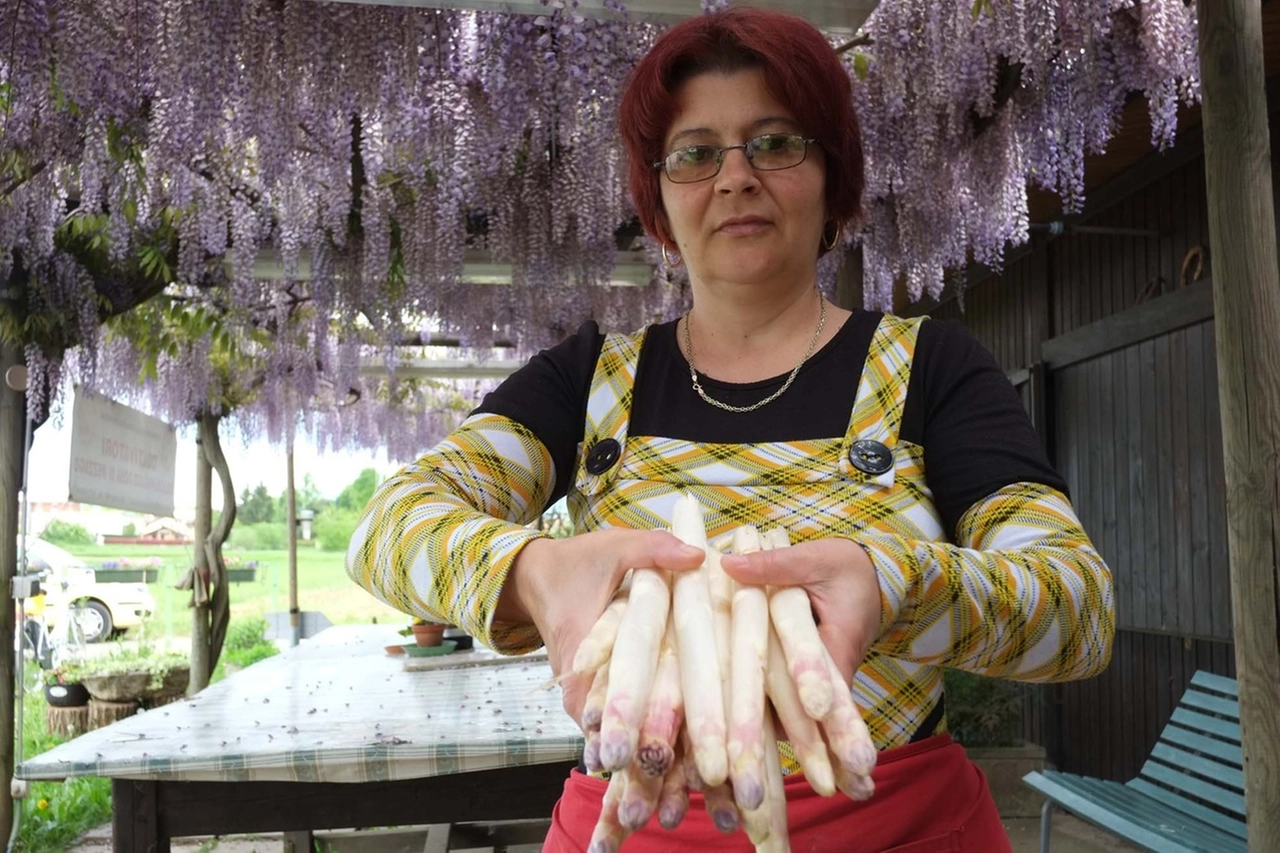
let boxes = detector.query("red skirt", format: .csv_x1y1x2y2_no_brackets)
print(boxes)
542,735,1011,853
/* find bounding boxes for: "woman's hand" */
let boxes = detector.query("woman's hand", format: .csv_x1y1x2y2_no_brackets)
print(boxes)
718,538,880,686
503,529,706,727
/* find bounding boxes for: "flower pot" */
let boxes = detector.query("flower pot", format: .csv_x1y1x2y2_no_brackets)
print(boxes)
410,623,446,647
44,681,90,707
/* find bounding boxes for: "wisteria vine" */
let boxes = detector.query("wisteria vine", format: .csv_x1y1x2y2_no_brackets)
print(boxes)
0,0,1199,457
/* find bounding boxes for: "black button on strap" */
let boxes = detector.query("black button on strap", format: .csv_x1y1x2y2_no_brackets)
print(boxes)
584,438,622,475
849,439,893,475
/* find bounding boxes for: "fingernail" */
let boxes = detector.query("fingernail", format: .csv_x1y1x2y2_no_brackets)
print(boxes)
720,555,745,571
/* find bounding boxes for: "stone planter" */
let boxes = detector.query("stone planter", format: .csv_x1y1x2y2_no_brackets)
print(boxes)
82,671,151,703
965,742,1048,818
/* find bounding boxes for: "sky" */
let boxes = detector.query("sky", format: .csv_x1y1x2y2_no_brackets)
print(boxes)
25,415,395,516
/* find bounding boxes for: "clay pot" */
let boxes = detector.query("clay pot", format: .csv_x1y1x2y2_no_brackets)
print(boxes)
410,622,446,647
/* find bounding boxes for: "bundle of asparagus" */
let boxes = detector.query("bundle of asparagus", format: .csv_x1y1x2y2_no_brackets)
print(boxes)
572,493,878,852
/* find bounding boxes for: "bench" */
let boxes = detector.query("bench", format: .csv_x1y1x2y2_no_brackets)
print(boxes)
1022,670,1246,852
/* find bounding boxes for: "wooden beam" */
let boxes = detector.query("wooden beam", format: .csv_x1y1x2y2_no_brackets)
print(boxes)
360,357,525,379
1041,279,1215,370
309,0,878,32
1197,2,1280,849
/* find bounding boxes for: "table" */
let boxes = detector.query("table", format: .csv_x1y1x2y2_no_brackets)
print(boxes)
17,625,583,852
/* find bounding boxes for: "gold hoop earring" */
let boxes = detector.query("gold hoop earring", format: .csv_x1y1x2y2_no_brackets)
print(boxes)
661,244,682,268
821,222,843,253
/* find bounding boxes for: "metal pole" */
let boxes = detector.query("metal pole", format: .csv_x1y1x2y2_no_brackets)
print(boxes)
287,449,299,647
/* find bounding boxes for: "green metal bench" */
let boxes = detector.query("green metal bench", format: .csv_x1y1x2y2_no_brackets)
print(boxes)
1022,670,1246,852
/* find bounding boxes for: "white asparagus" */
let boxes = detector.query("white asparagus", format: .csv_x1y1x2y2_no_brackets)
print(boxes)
658,741,691,829
618,764,664,830
819,648,879,780
765,527,833,721
737,703,773,847
588,768,633,853
583,731,604,774
833,762,876,802
764,626,836,796
754,709,792,852
702,782,742,834
600,568,671,772
679,726,705,792
728,525,770,812
582,662,611,733
670,493,729,787
573,595,630,676
634,614,683,779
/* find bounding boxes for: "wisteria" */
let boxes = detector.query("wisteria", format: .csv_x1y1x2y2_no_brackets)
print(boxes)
852,0,1199,306
0,0,1199,456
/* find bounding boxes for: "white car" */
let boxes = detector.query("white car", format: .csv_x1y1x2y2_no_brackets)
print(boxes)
19,537,156,643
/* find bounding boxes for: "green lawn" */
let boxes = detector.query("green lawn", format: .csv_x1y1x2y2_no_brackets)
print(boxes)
62,543,406,639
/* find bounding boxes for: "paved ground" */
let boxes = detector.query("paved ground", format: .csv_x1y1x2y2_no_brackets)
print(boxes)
67,813,1142,852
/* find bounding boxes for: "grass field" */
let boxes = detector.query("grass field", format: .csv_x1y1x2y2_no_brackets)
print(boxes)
61,542,407,639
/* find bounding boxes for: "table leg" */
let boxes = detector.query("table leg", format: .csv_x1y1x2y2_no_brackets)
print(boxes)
422,824,452,853
112,779,169,853
282,829,314,852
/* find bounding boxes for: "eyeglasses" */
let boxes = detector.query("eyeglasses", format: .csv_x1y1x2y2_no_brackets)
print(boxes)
653,133,818,184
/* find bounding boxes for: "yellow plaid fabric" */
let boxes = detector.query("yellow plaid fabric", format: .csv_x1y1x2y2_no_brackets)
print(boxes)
345,415,554,653
569,314,1113,756
347,313,1114,763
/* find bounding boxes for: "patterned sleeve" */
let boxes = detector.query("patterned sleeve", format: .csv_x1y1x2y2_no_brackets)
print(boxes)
345,412,557,655
861,482,1115,682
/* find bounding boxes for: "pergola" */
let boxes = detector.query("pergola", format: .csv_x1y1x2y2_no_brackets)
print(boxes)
0,1,1275,849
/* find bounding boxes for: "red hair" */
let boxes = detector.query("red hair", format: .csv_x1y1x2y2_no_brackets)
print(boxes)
618,8,865,250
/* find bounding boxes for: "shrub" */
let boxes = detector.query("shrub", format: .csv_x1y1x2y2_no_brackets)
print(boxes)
40,520,95,546
313,508,361,552
225,617,270,652
228,521,288,550
943,669,1027,747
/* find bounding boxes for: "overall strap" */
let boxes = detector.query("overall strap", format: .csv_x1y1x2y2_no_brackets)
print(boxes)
575,328,645,494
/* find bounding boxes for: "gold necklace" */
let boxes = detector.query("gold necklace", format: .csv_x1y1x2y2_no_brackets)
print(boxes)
683,296,828,414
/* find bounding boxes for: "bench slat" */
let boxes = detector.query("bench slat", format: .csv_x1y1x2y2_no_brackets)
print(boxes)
1180,690,1240,721
1190,670,1238,698
1127,778,1249,840
1139,760,1247,816
1147,744,1245,793
1160,724,1243,767
1055,776,1244,850
1024,771,1247,852
1169,708,1242,746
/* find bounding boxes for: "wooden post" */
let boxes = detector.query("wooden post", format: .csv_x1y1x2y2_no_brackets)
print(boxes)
1197,1,1280,848
287,448,299,647
0,343,24,835
190,430,213,691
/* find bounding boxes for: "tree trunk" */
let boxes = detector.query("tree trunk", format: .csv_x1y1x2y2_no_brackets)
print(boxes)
200,412,235,671
189,425,213,692
1198,1,1280,849
0,342,24,835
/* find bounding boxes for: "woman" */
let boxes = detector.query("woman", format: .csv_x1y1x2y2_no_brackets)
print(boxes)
347,8,1114,851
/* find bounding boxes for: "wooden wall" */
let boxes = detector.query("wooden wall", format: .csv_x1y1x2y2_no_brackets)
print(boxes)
905,112,1268,779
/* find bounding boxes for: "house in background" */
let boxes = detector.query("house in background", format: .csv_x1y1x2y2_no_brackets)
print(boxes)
103,516,194,546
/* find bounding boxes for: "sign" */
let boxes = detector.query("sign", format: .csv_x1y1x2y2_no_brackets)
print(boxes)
68,390,177,516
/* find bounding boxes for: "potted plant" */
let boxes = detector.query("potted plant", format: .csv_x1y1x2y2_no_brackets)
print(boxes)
404,617,445,647
43,661,90,708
